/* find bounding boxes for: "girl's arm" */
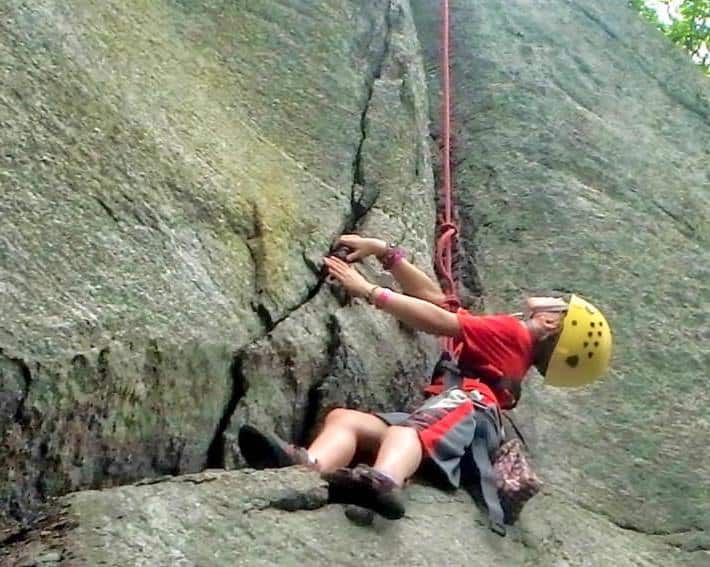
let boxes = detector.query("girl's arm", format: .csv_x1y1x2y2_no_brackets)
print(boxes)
323,256,460,337
386,258,447,306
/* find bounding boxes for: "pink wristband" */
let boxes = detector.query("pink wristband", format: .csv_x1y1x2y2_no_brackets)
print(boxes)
379,245,406,270
374,288,393,309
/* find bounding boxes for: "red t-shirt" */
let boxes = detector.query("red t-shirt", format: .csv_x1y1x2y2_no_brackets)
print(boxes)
426,310,534,407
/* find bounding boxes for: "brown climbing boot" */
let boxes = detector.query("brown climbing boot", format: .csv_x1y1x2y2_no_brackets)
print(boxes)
323,464,405,520
238,424,312,470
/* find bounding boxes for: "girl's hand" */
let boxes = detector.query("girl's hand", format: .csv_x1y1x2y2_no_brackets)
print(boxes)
337,234,387,262
323,256,373,298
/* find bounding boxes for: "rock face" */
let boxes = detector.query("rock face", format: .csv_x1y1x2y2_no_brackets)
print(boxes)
1,0,709,565
1,468,697,567
1,0,439,525
411,0,709,551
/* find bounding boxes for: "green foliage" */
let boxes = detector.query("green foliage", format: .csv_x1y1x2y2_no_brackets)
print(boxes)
666,0,710,63
630,0,710,74
630,0,664,24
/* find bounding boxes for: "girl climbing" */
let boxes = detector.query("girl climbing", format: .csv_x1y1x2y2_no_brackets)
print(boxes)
239,234,612,530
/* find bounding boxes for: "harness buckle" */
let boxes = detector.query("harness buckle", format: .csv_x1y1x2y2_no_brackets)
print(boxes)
468,389,483,402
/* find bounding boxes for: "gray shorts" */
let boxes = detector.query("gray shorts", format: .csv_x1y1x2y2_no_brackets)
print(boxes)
376,388,500,487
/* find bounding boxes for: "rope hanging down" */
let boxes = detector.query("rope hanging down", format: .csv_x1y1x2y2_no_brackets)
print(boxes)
435,0,461,356
435,0,460,314
436,0,459,311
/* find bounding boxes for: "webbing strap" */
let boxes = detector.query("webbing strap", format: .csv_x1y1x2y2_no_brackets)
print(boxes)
432,351,463,390
429,352,522,411
470,415,506,536
502,412,529,449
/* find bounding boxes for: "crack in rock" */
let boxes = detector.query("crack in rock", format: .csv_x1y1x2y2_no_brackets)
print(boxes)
296,314,343,446
206,355,249,469
575,499,699,539
0,349,32,423
350,0,394,222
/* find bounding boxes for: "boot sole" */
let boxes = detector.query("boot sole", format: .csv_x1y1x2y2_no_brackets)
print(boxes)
322,467,405,520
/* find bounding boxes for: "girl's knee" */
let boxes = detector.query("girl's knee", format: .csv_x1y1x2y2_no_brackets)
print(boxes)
323,408,387,443
387,425,421,447
324,407,365,427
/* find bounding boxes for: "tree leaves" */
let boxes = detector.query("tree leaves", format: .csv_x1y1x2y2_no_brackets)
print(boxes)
631,0,710,73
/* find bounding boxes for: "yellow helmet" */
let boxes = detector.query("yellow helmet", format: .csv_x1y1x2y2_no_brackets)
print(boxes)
543,295,612,387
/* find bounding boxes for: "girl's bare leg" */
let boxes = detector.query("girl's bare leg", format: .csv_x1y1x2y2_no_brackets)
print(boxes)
307,408,389,472
371,425,423,485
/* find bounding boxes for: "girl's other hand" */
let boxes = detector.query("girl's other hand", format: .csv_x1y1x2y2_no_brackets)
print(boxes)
337,234,387,262
323,256,373,298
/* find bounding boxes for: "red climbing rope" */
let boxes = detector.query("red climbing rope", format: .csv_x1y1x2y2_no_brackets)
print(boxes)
436,0,460,352
436,0,458,309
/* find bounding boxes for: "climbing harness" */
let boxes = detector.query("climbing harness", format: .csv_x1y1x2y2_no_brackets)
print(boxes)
425,352,536,536
425,351,522,411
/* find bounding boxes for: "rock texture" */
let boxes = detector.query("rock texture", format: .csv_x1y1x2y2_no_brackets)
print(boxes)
412,0,709,552
1,0,438,526
1,468,700,567
1,0,709,565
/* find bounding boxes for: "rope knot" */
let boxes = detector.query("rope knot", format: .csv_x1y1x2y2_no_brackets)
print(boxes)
443,294,460,312
438,222,458,237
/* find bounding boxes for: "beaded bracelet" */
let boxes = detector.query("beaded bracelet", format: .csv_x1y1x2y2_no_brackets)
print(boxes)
378,244,406,271
365,285,381,305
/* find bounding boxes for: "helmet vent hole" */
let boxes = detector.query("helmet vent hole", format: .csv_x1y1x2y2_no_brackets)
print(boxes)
584,342,589,347
588,332,593,337
590,322,595,327
598,331,602,337
565,355,579,368
572,320,578,326
594,341,599,347
588,352,594,359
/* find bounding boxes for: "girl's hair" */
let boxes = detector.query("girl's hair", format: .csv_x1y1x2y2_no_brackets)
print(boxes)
532,332,560,375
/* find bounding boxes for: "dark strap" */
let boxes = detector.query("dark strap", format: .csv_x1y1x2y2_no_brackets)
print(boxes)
477,376,521,409
502,412,528,449
430,353,522,410
469,412,506,536
432,351,462,390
